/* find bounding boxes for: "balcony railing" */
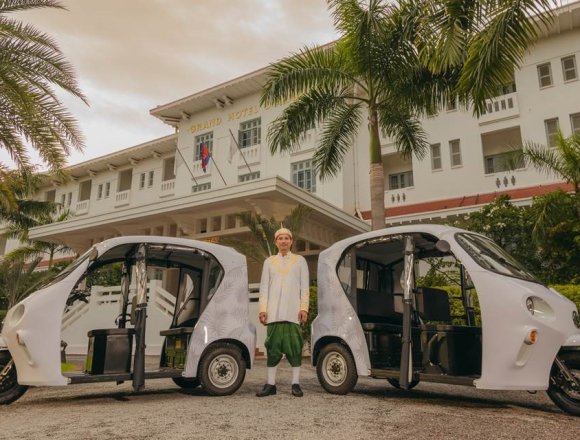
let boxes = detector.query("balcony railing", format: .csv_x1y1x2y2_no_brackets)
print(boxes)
479,92,519,125
160,179,175,197
238,144,261,166
115,189,131,207
384,187,414,206
75,200,90,215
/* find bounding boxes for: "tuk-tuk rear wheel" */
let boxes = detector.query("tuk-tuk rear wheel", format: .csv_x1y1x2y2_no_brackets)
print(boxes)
0,351,28,405
547,351,580,416
172,377,200,389
199,343,246,396
317,343,358,395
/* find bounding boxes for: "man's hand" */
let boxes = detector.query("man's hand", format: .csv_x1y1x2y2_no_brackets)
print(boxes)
298,310,308,324
259,312,267,325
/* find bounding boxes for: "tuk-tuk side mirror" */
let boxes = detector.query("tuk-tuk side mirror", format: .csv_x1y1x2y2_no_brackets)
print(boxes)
435,240,451,253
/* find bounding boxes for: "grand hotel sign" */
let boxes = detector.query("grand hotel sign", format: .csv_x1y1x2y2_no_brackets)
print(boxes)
189,105,260,134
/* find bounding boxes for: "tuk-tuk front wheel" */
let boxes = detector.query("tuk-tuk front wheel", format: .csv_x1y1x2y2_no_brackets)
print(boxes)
199,343,246,396
547,351,580,416
0,351,28,405
317,343,358,395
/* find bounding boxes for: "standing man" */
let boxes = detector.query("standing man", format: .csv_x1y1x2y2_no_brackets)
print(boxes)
256,227,310,397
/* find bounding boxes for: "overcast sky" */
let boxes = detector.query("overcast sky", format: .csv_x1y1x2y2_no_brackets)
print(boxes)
5,0,337,168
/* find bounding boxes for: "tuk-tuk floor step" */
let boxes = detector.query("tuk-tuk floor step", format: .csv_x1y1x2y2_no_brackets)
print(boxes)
65,368,184,384
370,368,478,386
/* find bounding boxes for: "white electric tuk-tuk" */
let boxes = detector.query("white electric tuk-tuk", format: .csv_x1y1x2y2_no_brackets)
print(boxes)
0,236,256,404
312,225,580,416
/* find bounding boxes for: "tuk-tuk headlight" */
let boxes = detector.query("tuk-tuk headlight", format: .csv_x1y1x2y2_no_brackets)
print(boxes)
526,297,535,316
573,311,580,329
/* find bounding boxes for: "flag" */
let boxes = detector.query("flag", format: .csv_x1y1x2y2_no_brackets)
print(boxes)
201,143,210,173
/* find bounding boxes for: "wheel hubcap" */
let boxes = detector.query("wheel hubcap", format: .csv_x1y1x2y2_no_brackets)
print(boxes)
208,354,238,388
323,352,347,386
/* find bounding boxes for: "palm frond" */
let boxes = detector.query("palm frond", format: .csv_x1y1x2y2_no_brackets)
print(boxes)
261,44,358,107
314,100,363,179
377,103,428,160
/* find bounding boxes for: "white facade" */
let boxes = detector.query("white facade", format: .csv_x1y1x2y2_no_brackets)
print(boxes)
2,3,579,283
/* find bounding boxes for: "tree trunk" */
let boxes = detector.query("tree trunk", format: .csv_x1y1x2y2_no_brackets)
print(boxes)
368,107,385,230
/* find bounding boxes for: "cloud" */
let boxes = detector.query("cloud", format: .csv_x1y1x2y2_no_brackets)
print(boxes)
4,0,338,166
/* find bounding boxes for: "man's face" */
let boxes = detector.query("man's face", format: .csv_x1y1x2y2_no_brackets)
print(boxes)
275,234,292,254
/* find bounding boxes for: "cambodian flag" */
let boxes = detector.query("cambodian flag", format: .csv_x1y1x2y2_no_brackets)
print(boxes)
201,143,210,173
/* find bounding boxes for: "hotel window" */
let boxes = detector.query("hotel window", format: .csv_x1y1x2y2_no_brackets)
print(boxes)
105,182,111,198
238,171,260,183
561,55,578,82
148,170,154,187
78,180,92,201
571,113,580,134
162,157,175,181
44,189,56,202
97,184,103,200
544,118,559,148
60,194,66,206
239,118,261,148
291,159,316,192
484,151,524,174
449,139,462,167
430,143,442,170
388,171,414,190
66,192,72,207
537,63,553,88
117,169,133,192
139,173,146,189
194,132,213,161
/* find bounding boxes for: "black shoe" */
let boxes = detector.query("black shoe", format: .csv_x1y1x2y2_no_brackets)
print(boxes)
291,384,303,397
256,384,277,397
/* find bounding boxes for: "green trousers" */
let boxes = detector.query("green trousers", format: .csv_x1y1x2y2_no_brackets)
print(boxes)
264,321,303,367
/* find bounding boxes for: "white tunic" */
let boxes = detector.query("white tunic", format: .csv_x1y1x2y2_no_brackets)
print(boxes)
258,252,309,325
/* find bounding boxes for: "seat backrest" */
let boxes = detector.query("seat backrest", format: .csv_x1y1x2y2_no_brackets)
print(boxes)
357,289,396,320
415,287,451,322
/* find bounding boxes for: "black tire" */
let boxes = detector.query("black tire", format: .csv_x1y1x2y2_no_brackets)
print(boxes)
316,343,358,395
0,351,28,405
387,378,420,390
199,343,246,396
547,351,580,416
172,377,200,389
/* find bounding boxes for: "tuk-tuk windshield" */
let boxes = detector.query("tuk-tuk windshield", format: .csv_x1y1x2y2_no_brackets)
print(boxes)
456,233,539,283
37,246,97,289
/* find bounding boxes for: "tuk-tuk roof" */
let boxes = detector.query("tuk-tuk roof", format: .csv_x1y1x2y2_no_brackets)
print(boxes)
319,224,468,267
91,235,246,270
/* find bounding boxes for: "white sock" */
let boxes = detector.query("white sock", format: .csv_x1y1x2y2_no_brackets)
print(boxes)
292,367,300,385
267,366,277,385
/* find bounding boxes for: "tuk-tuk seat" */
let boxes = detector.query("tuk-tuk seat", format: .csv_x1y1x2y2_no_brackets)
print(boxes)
357,289,400,323
415,287,451,323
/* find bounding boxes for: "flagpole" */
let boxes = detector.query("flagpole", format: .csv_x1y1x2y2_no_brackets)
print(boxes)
175,145,199,186
229,129,253,174
210,156,228,186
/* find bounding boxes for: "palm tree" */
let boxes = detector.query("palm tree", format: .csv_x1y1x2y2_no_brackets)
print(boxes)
262,0,449,230
0,169,73,268
0,256,45,308
520,130,580,219
0,0,86,173
221,204,312,265
404,0,555,115
261,0,554,230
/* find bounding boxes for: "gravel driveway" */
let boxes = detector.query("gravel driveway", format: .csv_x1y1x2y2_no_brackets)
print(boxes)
1,357,579,440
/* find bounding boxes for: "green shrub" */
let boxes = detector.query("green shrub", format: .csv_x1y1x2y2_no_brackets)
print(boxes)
550,285,580,309
0,309,6,322
303,285,318,346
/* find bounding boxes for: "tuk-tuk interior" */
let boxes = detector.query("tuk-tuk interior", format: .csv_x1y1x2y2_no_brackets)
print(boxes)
338,232,482,384
63,242,224,384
